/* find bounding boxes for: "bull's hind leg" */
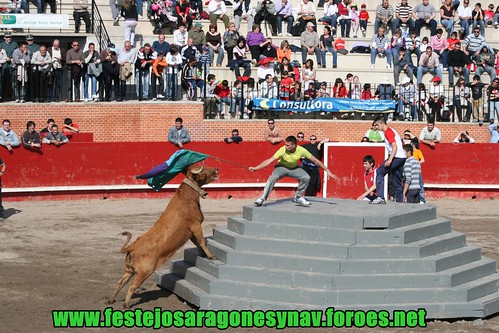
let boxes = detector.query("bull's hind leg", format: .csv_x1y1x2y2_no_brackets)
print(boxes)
107,269,134,304
190,224,216,260
123,270,155,308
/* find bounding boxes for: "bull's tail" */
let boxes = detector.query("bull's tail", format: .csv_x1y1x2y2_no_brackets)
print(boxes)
119,232,133,253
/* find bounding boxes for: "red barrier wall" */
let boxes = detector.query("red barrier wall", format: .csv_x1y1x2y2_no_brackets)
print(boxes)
1,142,498,201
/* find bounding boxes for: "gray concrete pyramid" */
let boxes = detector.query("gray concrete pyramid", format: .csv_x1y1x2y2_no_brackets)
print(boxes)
156,198,499,319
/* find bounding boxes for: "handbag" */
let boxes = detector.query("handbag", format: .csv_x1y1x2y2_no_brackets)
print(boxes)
302,15,315,20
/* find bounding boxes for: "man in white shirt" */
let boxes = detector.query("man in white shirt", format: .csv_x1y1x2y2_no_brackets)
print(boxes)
208,0,230,30
457,1,473,36
419,119,441,147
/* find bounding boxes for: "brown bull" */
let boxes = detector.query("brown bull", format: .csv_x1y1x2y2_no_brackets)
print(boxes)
108,164,218,308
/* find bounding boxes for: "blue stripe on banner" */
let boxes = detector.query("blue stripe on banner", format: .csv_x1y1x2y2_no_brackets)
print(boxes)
252,98,396,112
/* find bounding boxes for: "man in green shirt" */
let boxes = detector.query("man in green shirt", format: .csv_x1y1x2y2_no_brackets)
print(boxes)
249,135,338,206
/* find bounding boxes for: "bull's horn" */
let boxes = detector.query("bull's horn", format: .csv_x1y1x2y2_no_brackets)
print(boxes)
190,163,204,175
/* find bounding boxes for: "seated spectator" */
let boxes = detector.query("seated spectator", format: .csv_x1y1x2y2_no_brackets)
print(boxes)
297,0,318,32
290,81,303,101
165,45,183,101
22,121,42,149
73,0,91,33
371,27,391,70
453,130,475,143
232,37,251,79
247,24,267,63
62,118,80,140
190,24,205,53
440,0,456,35
208,0,230,30
42,124,69,146
475,45,496,83
396,0,414,31
260,74,278,117
254,0,278,36
457,0,472,36
463,27,485,59
375,77,396,101
264,118,283,144
152,34,171,56
257,58,275,83
320,26,337,69
365,122,385,142
261,37,277,60
419,118,441,146
375,0,396,36
301,22,321,66
276,0,294,37
484,4,495,26
181,38,200,64
206,24,224,67
472,3,485,36
40,118,55,134
318,81,330,97
404,29,421,67
304,82,317,100
233,0,254,33
393,47,413,85
430,28,449,69
277,57,292,78
175,0,193,31
413,0,438,36
181,56,204,101
489,120,499,143
224,129,243,144
167,117,190,148
337,0,351,38
0,119,20,151
302,59,316,90
173,24,188,49
447,42,470,86
223,23,240,67
319,0,338,34
276,40,291,64
453,77,472,122
417,46,442,84
397,77,418,121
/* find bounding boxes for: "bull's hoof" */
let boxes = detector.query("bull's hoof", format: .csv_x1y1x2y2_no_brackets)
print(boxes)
208,255,217,261
123,302,130,309
106,298,115,305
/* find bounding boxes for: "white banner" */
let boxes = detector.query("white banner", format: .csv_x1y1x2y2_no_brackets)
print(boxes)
0,14,68,29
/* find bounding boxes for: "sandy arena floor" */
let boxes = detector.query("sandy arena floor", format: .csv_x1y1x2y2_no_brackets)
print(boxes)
0,197,498,332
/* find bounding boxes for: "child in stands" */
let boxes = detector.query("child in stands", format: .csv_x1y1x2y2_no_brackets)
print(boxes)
350,3,360,38
357,155,378,202
359,4,370,37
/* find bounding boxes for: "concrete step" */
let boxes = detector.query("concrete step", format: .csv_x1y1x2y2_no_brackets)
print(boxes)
213,226,351,258
471,291,499,318
155,270,203,306
355,218,451,244
413,231,467,257
340,245,482,274
206,241,342,274
227,216,357,243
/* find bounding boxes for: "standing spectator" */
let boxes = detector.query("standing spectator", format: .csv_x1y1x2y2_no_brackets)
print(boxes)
301,22,321,66
440,0,456,35
302,59,316,90
223,23,239,67
181,38,199,64
419,118,441,146
100,43,120,102
276,0,294,37
489,120,499,143
413,0,438,37
231,37,251,79
260,37,277,60
487,78,499,122
453,77,472,122
430,28,449,69
395,0,414,31
0,32,17,100
375,77,396,100
135,43,156,101
393,48,413,85
234,0,254,33
337,0,351,38
247,24,267,63
264,118,282,144
66,40,83,102
0,158,5,221
25,36,38,102
470,74,486,122
151,52,167,100
168,117,191,148
457,0,472,36
47,39,65,102
428,76,445,120
359,4,370,37
463,27,485,59
301,135,329,196
110,0,123,25
152,34,170,56
260,73,279,118
83,42,101,102
173,24,189,48
12,43,31,103
165,45,183,101
397,76,418,120
350,3,361,38
229,80,244,118
297,0,317,32
320,26,337,69
42,124,69,146
365,122,385,142
417,46,442,84
375,0,396,35
208,0,229,30
21,0,42,13
206,24,224,67
175,0,192,31
0,119,20,151
26,34,39,56
402,144,421,203
475,45,496,83
224,129,243,144
22,121,42,149
117,40,136,101
44,0,57,13
190,24,205,52
371,27,391,69
447,42,470,86
73,0,91,33
255,0,278,36
121,0,139,45
30,45,52,103
472,3,485,36
198,46,211,76
370,116,406,204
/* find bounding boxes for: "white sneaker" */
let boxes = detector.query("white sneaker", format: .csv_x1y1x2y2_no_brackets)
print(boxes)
138,14,143,19
371,64,375,70
157,94,165,99
286,33,292,37
152,97,157,101
369,197,386,205
320,112,325,116
294,196,310,207
255,197,265,206
386,64,391,69
278,33,283,36
15,99,20,103
20,99,25,103
92,94,99,99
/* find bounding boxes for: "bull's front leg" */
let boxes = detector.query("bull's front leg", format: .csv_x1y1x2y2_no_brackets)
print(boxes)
190,224,216,260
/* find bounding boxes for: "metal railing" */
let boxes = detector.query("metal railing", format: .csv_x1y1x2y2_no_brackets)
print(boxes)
91,0,111,52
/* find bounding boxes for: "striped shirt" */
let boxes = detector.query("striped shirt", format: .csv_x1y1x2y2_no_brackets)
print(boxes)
376,4,394,19
405,35,420,49
464,34,485,52
403,157,421,190
396,3,412,19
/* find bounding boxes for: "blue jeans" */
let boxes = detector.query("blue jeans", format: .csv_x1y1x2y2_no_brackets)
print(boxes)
218,96,231,113
371,48,392,65
415,18,437,36
233,61,251,78
396,18,414,31
230,97,244,115
166,72,178,99
301,46,321,65
339,18,351,37
374,18,396,35
189,79,204,99
476,65,496,82
83,73,98,99
319,15,337,29
397,100,418,120
321,46,337,67
434,49,448,68
375,157,406,202
417,66,442,84
448,66,469,85
208,46,224,66
135,69,150,99
419,173,425,203
276,15,294,34
22,0,42,13
459,19,471,36
135,0,143,16
441,18,454,34
473,19,485,36
151,74,164,97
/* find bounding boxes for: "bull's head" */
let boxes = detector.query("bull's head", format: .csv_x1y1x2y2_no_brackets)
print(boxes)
186,163,219,186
